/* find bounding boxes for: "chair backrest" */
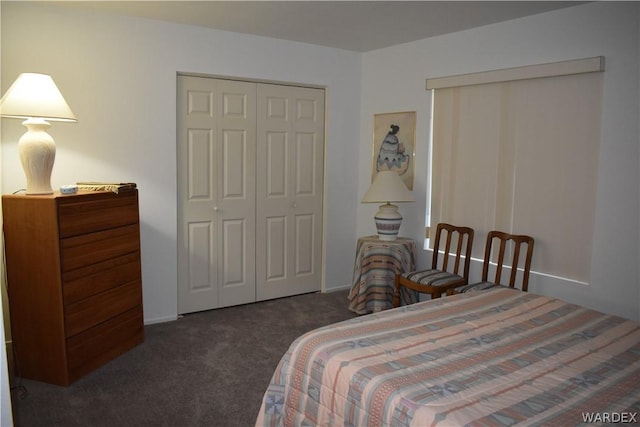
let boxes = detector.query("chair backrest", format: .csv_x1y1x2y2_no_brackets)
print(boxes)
482,231,535,291
431,223,474,280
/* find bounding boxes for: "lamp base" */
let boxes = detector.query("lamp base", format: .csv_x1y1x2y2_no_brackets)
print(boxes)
374,203,403,241
19,118,55,195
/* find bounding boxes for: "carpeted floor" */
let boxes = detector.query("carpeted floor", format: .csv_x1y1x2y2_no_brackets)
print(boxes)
10,289,357,427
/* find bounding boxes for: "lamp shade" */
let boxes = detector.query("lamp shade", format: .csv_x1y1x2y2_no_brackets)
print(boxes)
0,73,76,122
362,171,415,203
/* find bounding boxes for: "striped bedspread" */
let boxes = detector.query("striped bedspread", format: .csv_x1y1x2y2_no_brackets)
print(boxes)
256,288,640,426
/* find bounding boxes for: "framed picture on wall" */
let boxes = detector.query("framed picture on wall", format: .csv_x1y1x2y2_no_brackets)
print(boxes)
372,111,416,190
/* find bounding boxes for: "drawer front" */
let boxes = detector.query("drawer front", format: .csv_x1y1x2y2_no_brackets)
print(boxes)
61,224,140,272
58,192,139,238
66,307,144,384
63,252,141,305
65,280,143,337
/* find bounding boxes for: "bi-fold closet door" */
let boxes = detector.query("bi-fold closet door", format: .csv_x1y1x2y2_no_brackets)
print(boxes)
177,75,325,314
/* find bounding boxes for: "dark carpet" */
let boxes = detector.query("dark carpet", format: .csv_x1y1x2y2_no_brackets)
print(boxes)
10,289,357,427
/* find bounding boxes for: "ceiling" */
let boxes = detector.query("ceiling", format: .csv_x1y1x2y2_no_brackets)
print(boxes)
50,1,585,52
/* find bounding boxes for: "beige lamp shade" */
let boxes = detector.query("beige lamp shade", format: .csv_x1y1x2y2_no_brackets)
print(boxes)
0,73,76,194
362,171,415,203
362,171,414,240
0,73,76,122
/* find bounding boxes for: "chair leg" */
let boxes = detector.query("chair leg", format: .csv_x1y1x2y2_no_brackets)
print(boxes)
393,275,401,308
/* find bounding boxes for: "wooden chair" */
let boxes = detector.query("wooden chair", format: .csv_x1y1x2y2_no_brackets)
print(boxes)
393,223,473,307
449,230,534,295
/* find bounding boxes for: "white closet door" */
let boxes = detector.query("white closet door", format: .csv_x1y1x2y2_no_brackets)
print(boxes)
255,84,325,301
178,76,256,314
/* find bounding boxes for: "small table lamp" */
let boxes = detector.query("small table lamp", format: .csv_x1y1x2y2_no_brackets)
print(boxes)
362,170,415,240
0,73,76,195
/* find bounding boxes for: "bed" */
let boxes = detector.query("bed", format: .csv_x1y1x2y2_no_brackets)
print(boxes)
256,287,640,426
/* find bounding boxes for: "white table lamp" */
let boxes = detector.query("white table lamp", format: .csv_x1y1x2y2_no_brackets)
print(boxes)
362,171,415,241
0,73,76,194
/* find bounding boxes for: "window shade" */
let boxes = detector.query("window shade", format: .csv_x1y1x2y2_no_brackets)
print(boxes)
430,69,603,283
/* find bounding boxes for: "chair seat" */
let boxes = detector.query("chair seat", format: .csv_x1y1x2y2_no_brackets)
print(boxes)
457,281,504,293
393,223,474,307
402,269,464,288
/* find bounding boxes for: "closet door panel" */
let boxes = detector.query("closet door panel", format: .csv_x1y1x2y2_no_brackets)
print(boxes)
266,216,287,280
178,76,219,314
256,84,325,301
216,80,256,307
187,221,215,292
266,131,288,198
221,218,247,286
178,76,256,313
295,213,314,275
292,130,322,282
188,129,214,199
221,130,247,198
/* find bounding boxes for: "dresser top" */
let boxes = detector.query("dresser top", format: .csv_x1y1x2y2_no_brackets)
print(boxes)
3,189,137,201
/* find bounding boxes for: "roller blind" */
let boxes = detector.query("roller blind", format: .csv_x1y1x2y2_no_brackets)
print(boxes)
429,61,603,283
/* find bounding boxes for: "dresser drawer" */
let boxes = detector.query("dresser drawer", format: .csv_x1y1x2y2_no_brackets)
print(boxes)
61,224,140,272
58,192,139,238
64,280,142,337
63,252,141,305
66,307,144,384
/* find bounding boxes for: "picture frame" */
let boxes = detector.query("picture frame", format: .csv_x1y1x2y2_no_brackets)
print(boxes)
372,111,416,190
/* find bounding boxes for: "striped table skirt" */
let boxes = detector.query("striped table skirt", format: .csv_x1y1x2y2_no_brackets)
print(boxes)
348,235,416,314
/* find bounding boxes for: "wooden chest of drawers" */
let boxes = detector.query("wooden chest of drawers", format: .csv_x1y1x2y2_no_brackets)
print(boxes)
2,190,144,386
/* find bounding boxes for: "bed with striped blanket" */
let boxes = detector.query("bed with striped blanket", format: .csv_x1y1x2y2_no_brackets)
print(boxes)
256,288,640,426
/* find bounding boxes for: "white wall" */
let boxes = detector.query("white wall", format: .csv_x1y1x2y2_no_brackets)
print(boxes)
359,1,640,321
0,3,362,324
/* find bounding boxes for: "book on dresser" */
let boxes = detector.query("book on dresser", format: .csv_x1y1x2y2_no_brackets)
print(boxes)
2,189,144,386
